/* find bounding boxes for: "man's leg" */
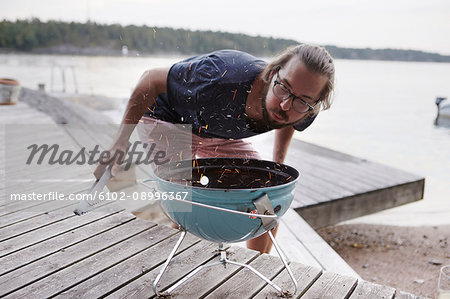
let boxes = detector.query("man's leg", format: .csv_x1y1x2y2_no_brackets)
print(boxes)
137,117,193,167
194,137,278,254
246,223,279,254
136,117,193,228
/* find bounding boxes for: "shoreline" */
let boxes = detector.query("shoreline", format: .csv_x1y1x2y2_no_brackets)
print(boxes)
3,51,450,65
318,223,450,299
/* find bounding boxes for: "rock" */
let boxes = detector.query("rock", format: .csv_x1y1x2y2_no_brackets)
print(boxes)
428,259,443,266
352,243,363,249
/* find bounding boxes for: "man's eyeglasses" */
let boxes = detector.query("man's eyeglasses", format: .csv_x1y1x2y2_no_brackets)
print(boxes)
273,71,319,113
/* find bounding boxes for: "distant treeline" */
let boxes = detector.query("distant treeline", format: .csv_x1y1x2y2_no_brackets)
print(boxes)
1,18,449,62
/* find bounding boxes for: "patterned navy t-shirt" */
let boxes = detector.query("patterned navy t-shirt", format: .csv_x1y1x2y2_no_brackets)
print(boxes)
144,49,315,139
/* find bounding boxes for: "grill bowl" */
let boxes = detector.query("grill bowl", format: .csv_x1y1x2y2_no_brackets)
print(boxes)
154,158,299,243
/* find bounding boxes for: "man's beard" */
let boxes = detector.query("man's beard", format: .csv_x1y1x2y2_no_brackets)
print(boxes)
247,82,309,131
261,91,304,130
262,95,288,129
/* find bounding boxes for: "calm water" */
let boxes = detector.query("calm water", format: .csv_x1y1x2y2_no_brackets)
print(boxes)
1,53,449,226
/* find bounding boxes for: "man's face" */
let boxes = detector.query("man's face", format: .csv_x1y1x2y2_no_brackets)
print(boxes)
262,58,327,129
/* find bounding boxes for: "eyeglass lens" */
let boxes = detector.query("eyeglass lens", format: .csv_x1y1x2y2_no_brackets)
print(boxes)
274,83,310,113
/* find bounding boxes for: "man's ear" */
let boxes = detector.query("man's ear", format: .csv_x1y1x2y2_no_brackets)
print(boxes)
267,69,275,81
269,66,280,80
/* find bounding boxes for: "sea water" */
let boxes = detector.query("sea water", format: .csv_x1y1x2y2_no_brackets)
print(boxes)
1,53,449,226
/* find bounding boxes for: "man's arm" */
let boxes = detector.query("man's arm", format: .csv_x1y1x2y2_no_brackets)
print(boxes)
95,67,169,177
272,126,295,163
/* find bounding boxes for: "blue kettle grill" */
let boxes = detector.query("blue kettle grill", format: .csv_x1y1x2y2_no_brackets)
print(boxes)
75,158,300,297
146,158,300,296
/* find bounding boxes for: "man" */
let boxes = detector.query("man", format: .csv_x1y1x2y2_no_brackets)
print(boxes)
95,44,335,253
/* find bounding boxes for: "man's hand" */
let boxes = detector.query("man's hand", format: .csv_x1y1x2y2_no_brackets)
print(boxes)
93,142,129,179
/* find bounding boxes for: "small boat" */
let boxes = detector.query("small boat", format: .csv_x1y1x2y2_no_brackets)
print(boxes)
435,97,450,126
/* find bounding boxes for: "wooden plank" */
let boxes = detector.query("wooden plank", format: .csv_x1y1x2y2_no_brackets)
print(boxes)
288,154,387,194
0,111,55,123
204,254,286,299
148,239,224,296
165,246,261,299
274,217,323,269
294,171,354,201
349,280,395,299
394,290,428,299
0,201,82,240
5,144,83,178
3,226,195,298
4,125,67,143
55,238,212,298
251,133,420,187
64,124,116,151
291,156,422,206
297,179,425,228
287,147,415,190
4,166,92,194
287,139,420,183
0,218,158,297
0,107,55,124
62,125,109,150
5,161,89,185
4,139,75,162
0,200,76,229
251,134,424,216
0,200,56,217
253,262,322,299
0,210,135,276
0,106,55,119
292,183,324,206
0,201,119,257
0,179,92,220
300,271,358,299
279,209,360,278
106,245,259,299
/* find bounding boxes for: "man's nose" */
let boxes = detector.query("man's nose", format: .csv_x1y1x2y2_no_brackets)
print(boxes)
279,97,292,111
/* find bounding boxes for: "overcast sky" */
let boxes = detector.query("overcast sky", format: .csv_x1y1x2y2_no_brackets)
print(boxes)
1,0,450,55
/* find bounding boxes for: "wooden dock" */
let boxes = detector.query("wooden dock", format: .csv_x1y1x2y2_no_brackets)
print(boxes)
248,134,425,229
0,93,426,298
0,199,424,299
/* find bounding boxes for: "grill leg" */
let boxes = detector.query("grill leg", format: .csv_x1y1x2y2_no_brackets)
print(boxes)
268,230,299,296
161,241,291,297
152,230,187,296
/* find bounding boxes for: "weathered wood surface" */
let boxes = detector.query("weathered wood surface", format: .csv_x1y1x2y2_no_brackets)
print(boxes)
0,98,427,298
348,279,396,299
277,209,360,278
248,133,425,229
0,207,427,299
204,254,286,299
300,271,358,299
395,290,429,299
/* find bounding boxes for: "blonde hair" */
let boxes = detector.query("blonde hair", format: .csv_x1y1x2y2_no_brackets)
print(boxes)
261,44,335,110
